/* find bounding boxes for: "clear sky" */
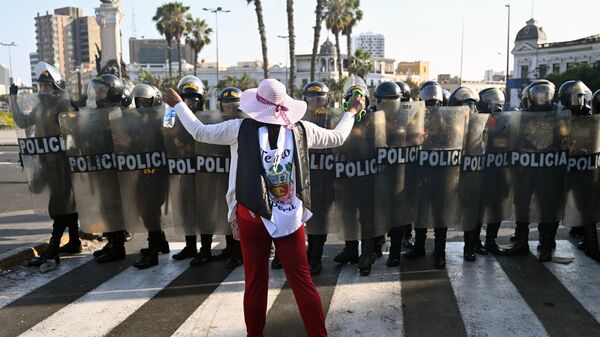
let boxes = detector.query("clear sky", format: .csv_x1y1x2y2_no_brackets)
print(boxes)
1,0,599,85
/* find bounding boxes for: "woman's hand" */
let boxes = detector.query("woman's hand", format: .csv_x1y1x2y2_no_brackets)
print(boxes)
346,95,366,116
164,88,183,107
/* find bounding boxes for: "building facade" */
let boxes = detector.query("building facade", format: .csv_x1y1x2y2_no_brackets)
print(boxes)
396,61,430,84
129,38,194,65
352,32,385,58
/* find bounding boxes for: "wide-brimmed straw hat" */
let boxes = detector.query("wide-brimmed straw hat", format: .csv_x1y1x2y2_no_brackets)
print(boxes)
239,79,307,127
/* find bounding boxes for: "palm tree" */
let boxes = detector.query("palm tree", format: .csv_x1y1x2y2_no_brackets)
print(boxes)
349,48,373,80
217,72,258,91
286,0,296,95
246,0,269,79
310,0,326,82
185,17,212,76
342,0,362,76
152,2,191,78
324,0,348,80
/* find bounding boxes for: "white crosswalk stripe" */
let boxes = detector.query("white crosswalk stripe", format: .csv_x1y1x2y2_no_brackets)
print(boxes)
446,242,550,337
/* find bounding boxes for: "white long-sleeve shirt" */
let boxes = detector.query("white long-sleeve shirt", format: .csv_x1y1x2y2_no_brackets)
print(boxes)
174,102,355,225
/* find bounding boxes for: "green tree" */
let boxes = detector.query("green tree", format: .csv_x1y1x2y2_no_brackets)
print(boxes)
348,48,373,80
310,0,326,82
324,0,348,80
246,0,269,79
546,61,600,93
185,17,212,76
217,72,258,91
153,2,191,78
405,79,421,101
342,0,362,76
286,0,296,96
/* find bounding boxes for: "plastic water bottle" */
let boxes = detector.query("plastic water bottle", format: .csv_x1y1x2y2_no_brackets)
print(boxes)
163,106,176,128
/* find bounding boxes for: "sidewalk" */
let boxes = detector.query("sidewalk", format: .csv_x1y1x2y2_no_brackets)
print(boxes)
0,129,17,146
0,209,51,270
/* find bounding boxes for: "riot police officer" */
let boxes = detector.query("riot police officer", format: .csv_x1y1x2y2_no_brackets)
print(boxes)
395,81,413,102
10,62,80,267
442,89,452,106
121,86,133,108
87,74,129,263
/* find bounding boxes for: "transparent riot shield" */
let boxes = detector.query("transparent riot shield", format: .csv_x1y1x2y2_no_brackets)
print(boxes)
195,111,232,235
458,113,490,231
109,106,172,233
378,101,425,228
303,106,342,235
10,93,76,216
414,106,468,229
563,113,600,227
163,115,197,235
331,109,389,241
59,107,125,233
510,110,570,224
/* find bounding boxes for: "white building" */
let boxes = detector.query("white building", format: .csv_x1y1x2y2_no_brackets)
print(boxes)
30,52,39,90
352,32,385,58
510,18,600,106
0,64,9,94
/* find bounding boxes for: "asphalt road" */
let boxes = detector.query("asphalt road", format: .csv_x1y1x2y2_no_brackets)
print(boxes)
0,145,30,213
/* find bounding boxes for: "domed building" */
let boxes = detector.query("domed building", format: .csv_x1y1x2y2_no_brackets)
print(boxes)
510,18,600,106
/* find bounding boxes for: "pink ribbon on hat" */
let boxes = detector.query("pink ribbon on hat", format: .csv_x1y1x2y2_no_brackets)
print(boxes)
256,93,293,128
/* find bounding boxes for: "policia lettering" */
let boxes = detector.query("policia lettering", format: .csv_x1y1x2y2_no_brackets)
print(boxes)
68,153,117,173
18,135,65,155
568,152,600,172
115,151,166,172
377,146,420,165
335,158,379,178
167,155,231,175
419,149,462,167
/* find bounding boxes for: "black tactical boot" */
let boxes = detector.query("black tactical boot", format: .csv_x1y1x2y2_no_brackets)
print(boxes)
583,223,600,262
569,226,585,238
463,230,477,262
387,227,403,267
97,231,126,263
334,240,359,264
404,228,426,259
225,240,243,269
271,253,282,269
358,239,376,276
433,228,447,269
59,214,82,254
214,235,235,261
140,231,170,255
94,232,111,257
172,235,198,260
484,222,506,255
309,234,326,275
374,235,385,258
538,223,555,262
190,235,213,266
402,224,415,250
133,231,161,269
505,223,530,256
473,224,488,255
29,221,64,267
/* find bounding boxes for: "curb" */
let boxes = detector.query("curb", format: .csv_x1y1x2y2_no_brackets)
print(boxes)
0,242,48,271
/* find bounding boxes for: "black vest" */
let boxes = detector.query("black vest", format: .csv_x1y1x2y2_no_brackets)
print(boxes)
236,118,311,219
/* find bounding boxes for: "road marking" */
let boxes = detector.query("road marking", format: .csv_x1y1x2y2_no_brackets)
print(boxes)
535,240,600,323
17,243,206,337
0,254,93,309
446,242,550,337
171,263,286,337
326,253,403,337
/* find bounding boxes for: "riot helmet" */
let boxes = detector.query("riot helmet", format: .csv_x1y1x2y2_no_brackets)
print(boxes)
87,73,124,108
35,62,67,104
218,87,242,115
395,81,412,102
302,81,330,110
121,86,133,108
558,80,592,115
375,81,401,100
442,89,451,106
527,80,555,112
419,81,444,107
177,75,205,112
449,86,479,113
132,83,163,109
520,83,532,110
477,88,505,113
591,89,600,115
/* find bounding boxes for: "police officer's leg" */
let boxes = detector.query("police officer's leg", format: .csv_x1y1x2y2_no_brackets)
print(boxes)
484,222,506,255
134,230,163,269
308,234,326,275
433,227,448,269
214,234,235,260
334,240,359,264
473,223,487,255
59,213,82,254
358,237,376,276
583,223,600,261
172,235,198,260
463,228,477,262
404,228,426,259
505,223,530,256
402,223,414,249
387,226,403,267
190,234,214,266
538,222,559,262
29,214,67,266
97,230,126,263
226,237,244,269
374,235,385,258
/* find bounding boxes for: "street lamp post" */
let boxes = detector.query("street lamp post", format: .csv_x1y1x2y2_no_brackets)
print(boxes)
277,35,289,92
505,4,511,105
0,42,17,84
203,7,230,87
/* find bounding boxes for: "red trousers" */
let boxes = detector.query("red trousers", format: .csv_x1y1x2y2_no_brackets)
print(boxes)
237,204,328,337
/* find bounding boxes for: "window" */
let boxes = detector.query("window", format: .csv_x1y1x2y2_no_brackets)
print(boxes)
538,64,547,78
520,65,529,79
567,62,573,70
552,63,560,74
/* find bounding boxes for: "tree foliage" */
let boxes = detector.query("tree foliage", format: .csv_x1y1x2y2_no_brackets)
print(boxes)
546,61,600,93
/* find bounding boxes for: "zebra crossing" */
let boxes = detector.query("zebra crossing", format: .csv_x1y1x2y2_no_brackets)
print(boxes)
1,240,600,337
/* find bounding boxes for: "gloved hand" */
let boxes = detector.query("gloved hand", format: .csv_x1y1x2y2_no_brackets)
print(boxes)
9,84,18,95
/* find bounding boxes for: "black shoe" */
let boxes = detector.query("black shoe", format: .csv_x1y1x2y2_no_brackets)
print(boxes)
433,252,446,269
96,246,126,263
93,242,110,257
505,242,530,256
140,237,170,255
484,241,506,255
374,236,385,258
569,226,585,238
172,246,197,260
28,245,60,267
403,247,425,259
59,240,82,254
333,249,359,264
538,249,553,262
271,255,282,269
309,259,323,275
358,254,375,276
509,235,517,242
474,242,488,255
386,256,400,267
213,247,233,261
190,250,212,266
463,245,476,262
578,241,586,250
133,251,159,269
